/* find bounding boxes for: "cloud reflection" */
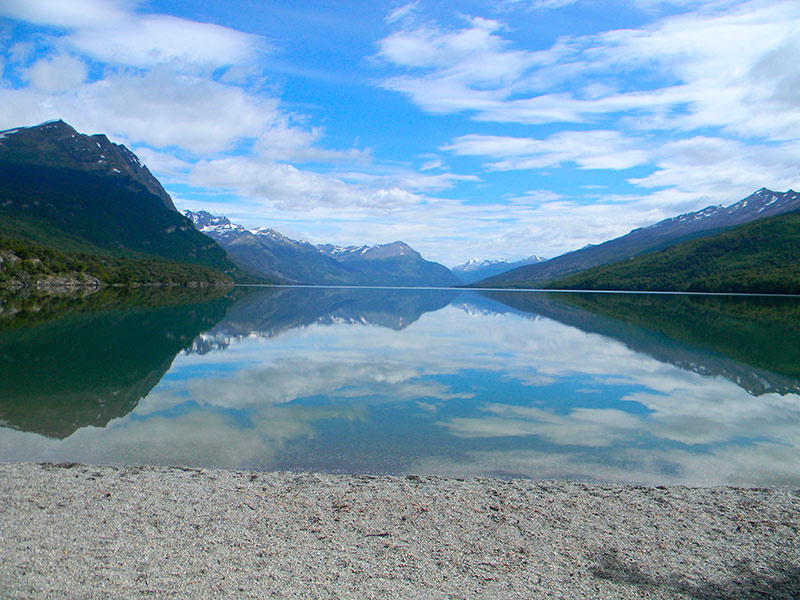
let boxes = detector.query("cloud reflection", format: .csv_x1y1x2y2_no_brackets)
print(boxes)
2,289,799,486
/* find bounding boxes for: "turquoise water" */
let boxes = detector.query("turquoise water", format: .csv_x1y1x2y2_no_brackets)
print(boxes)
1,286,799,487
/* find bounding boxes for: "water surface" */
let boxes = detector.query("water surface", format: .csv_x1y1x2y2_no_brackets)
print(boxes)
2,286,799,487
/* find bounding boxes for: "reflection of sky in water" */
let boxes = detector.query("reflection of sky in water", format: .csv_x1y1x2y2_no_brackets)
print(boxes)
2,291,800,487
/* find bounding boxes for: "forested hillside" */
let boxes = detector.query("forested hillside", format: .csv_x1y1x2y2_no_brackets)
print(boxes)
549,210,800,294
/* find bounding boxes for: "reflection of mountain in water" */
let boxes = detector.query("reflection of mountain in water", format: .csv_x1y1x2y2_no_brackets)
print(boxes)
0,288,236,439
6,283,797,440
480,291,800,397
191,287,459,354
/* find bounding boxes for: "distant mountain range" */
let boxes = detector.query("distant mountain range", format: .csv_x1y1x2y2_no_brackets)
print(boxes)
0,120,240,287
477,188,800,288
452,256,545,284
316,241,459,287
185,210,460,287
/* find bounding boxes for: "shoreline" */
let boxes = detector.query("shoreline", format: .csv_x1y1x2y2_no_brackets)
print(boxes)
1,462,798,599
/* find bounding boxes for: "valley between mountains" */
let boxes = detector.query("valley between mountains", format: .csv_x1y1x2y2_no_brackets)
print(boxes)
1,120,799,294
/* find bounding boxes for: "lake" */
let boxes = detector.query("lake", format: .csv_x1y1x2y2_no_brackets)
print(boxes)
1,286,799,487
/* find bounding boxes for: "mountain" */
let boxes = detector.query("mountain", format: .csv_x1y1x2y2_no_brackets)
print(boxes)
318,241,460,287
452,256,545,284
186,210,459,287
477,188,800,288
185,210,353,285
0,119,175,211
548,208,800,294
0,120,240,286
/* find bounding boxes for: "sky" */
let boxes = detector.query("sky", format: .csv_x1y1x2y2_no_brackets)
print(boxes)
1,0,799,267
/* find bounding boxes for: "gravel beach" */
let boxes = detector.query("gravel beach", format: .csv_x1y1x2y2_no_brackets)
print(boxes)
1,462,798,599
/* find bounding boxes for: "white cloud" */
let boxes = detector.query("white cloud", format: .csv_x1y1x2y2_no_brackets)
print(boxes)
24,54,88,92
0,68,282,154
253,119,371,164
0,0,262,72
629,136,800,203
189,157,426,211
420,159,444,171
7,42,36,65
443,130,650,170
131,147,193,178
377,0,800,139
0,0,130,29
508,0,582,10
66,14,261,70
337,168,479,192
377,15,539,118
442,405,642,446
385,1,420,24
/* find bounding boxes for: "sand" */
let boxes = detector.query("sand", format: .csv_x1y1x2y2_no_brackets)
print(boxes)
1,462,798,599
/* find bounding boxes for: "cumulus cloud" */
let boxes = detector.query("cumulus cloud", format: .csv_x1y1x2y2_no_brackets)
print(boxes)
442,405,642,446
501,0,582,10
0,68,282,154
189,157,426,211
67,14,261,70
628,136,800,206
24,54,88,92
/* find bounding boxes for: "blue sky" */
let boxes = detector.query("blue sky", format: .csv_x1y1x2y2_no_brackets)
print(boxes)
1,0,799,266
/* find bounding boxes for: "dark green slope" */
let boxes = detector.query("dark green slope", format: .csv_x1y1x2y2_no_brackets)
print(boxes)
0,121,243,285
0,119,176,210
549,209,800,294
0,163,237,282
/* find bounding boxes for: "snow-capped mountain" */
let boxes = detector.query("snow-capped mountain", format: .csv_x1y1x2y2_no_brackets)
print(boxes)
186,211,307,248
186,211,459,287
479,188,800,287
318,240,460,286
184,210,343,284
452,256,545,284
317,243,379,260
638,188,800,236
318,241,421,261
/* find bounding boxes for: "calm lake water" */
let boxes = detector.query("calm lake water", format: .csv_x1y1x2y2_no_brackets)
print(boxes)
2,286,799,487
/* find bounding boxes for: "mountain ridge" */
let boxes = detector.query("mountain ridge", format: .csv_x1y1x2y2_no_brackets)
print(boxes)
0,120,175,211
452,256,545,284
547,207,800,294
185,210,459,287
476,188,800,288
